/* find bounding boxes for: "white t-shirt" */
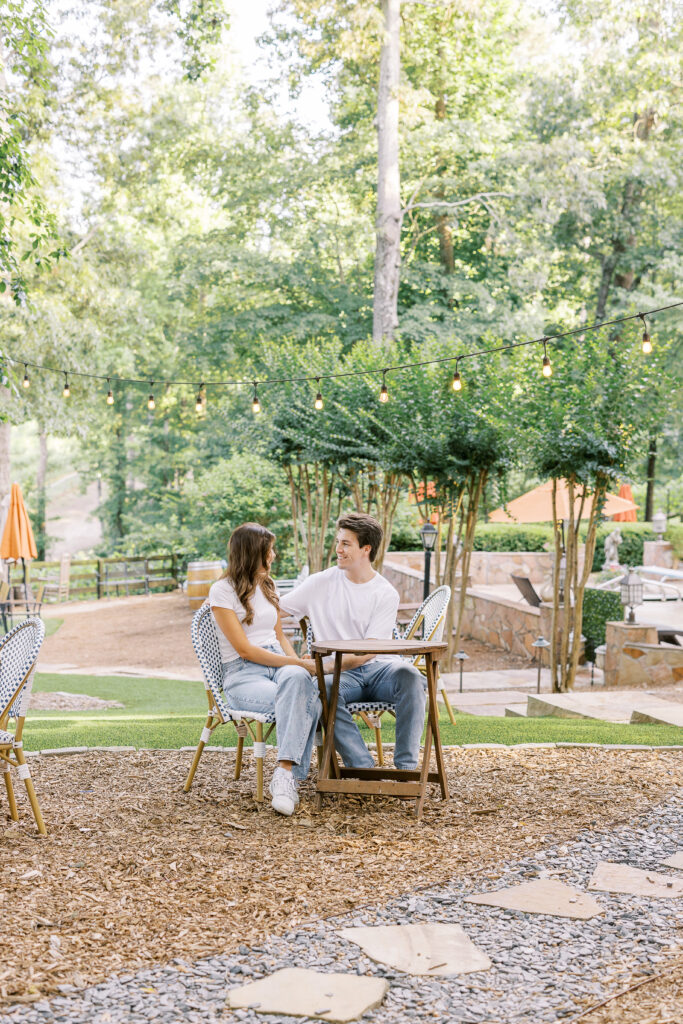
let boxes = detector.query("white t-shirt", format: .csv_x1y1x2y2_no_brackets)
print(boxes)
209,577,278,663
279,566,399,662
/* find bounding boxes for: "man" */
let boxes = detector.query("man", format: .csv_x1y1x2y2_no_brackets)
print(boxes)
279,511,426,770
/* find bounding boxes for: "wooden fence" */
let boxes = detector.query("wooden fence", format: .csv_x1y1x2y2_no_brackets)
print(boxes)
8,553,188,602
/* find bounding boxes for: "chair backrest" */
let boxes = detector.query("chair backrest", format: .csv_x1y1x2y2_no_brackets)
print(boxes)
190,604,231,722
402,586,452,670
0,617,45,721
511,574,542,607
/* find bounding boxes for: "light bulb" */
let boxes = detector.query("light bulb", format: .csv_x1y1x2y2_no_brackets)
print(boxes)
148,383,155,411
63,375,70,398
452,368,462,392
22,365,30,389
106,381,114,405
542,355,552,377
379,372,389,403
195,384,205,413
641,331,652,354
314,379,323,410
252,382,261,414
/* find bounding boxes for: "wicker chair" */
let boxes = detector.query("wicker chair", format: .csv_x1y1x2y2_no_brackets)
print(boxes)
304,585,454,766
0,617,46,834
184,603,321,802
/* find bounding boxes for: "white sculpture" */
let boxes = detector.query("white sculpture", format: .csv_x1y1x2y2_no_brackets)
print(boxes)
604,528,623,567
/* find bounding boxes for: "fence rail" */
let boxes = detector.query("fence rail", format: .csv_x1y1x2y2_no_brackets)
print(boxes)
8,553,188,602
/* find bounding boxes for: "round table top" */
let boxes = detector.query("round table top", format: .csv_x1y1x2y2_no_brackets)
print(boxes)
311,638,448,657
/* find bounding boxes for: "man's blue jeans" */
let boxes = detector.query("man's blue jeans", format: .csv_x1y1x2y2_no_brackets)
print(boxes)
325,660,427,770
222,645,321,782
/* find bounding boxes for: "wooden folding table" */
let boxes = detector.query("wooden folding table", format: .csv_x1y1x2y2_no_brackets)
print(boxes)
312,638,449,818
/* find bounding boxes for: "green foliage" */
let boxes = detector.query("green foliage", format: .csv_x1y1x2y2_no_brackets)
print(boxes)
581,588,623,662
665,523,683,560
472,524,553,552
592,523,657,571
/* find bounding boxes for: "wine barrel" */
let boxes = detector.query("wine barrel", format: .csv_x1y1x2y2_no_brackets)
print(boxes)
187,560,223,610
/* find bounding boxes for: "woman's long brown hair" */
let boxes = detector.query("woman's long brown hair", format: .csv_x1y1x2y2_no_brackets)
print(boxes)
224,523,279,626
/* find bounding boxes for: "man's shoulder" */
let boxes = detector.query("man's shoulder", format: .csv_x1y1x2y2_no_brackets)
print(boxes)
372,571,399,601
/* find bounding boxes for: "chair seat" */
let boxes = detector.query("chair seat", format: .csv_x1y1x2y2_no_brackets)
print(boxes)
0,729,14,745
347,701,396,714
225,707,277,725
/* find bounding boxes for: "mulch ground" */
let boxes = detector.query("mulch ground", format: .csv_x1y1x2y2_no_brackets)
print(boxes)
1,746,681,1006
578,957,683,1023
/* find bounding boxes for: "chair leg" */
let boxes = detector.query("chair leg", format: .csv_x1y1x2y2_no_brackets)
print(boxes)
315,728,323,769
184,717,213,792
3,763,18,821
375,724,384,766
15,752,46,835
234,735,244,780
441,687,457,726
254,722,264,803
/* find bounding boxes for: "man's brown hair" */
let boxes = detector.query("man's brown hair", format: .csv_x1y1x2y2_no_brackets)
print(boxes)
336,512,383,562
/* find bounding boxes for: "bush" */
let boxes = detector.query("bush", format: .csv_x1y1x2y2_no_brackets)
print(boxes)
581,588,624,662
592,523,656,571
472,524,553,552
665,523,683,560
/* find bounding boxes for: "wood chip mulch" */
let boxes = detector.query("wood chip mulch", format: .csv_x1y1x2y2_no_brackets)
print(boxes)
576,957,683,1023
1,747,681,1006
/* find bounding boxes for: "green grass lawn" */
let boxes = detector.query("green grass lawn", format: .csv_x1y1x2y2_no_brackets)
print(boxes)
20,673,683,751
43,617,64,637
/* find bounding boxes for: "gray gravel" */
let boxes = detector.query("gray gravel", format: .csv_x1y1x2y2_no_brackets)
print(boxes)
7,793,682,1024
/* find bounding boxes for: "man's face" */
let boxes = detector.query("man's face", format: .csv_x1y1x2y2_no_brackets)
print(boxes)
335,528,371,570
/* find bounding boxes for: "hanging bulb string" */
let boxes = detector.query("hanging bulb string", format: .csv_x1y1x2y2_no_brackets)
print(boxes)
7,301,681,392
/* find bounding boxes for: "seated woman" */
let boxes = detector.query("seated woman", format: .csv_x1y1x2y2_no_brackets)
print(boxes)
209,522,321,817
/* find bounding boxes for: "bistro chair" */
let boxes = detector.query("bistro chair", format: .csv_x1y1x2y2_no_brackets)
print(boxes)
0,617,47,834
185,603,322,802
303,585,454,766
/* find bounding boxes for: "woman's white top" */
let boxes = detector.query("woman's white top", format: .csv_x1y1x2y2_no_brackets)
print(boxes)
209,577,278,663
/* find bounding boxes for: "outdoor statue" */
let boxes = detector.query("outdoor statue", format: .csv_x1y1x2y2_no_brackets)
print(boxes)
604,528,623,567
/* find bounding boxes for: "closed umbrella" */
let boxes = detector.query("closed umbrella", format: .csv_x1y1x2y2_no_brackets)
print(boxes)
489,479,639,523
0,483,38,601
611,483,638,522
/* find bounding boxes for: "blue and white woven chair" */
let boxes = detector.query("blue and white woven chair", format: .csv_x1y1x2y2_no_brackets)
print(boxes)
303,585,453,766
185,603,322,801
0,617,46,834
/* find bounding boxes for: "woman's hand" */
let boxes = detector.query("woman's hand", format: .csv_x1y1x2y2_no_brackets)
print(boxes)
296,658,318,675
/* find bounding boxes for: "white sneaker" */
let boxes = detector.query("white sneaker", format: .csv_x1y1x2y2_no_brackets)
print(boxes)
269,767,298,816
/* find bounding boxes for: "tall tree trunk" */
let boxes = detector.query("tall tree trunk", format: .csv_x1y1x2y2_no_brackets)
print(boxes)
372,0,401,343
644,434,657,521
36,429,48,560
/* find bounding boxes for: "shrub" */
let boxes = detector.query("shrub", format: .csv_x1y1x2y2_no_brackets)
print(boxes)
665,523,683,560
591,523,657,571
472,524,553,552
581,588,624,662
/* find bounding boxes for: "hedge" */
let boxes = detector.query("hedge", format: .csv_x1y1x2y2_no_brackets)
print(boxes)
665,523,683,559
472,524,553,552
581,588,624,662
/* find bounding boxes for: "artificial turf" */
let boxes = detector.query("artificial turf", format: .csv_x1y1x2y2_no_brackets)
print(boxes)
21,673,683,751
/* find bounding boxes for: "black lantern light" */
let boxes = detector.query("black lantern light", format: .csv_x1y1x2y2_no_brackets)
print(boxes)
419,522,437,602
620,568,644,624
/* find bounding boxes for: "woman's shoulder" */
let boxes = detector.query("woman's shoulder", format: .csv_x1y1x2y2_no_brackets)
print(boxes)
209,576,238,606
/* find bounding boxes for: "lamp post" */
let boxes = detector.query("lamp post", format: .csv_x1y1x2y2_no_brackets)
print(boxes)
455,649,469,692
420,522,437,603
620,568,644,624
652,509,667,539
532,636,551,693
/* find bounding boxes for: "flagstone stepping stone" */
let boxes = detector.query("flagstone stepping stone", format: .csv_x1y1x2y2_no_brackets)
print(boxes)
227,967,389,1022
663,851,683,869
588,861,683,898
464,878,603,919
336,923,491,976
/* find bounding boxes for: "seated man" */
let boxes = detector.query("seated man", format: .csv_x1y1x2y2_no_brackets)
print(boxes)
279,511,426,770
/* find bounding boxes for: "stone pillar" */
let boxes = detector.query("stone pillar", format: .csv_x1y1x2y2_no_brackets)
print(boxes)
604,621,658,688
643,541,674,569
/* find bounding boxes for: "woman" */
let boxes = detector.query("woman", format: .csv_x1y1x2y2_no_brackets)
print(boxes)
209,523,321,817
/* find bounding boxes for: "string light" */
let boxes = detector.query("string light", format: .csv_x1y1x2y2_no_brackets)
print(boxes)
542,339,553,378
22,364,30,389
252,381,261,414
314,378,323,410
379,370,389,403
639,313,652,354
63,373,70,398
451,361,462,392
106,378,114,405
195,383,204,414
147,383,155,411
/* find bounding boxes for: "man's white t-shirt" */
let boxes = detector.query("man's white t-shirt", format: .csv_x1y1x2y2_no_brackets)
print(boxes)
279,566,399,662
209,578,278,663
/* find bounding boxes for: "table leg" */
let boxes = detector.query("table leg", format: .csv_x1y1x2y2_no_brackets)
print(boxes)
316,651,342,809
415,716,433,818
426,653,449,800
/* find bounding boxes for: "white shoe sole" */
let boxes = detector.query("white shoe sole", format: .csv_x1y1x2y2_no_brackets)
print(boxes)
271,795,295,816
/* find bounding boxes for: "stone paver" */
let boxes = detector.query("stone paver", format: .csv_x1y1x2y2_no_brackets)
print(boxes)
464,879,603,919
526,691,682,724
228,967,388,1022
663,851,683,869
630,704,683,728
588,860,683,898
6,795,682,1024
336,923,491,976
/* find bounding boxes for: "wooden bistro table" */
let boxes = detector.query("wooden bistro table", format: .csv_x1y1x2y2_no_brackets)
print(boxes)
312,638,449,818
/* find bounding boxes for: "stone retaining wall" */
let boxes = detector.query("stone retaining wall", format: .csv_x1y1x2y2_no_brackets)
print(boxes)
385,549,570,585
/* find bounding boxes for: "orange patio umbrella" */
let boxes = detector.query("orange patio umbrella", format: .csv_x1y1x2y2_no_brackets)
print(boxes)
611,483,638,522
488,478,639,523
1,483,38,588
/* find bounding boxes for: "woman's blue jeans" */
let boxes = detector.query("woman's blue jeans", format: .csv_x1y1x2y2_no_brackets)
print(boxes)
222,645,321,782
